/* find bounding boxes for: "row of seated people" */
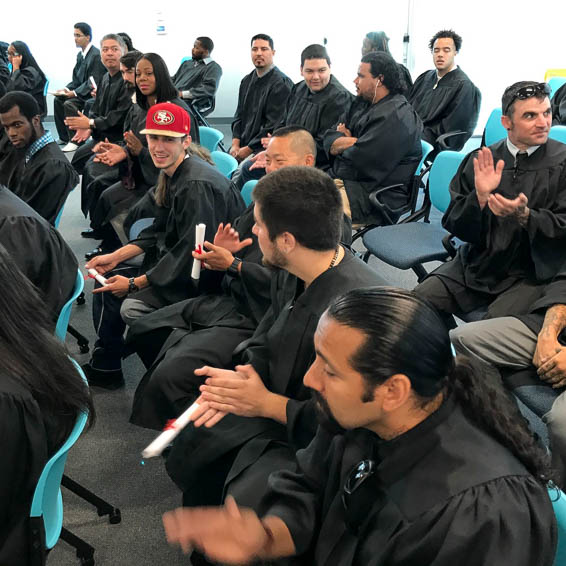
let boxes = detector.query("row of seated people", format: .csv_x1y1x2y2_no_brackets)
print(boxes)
0,81,565,564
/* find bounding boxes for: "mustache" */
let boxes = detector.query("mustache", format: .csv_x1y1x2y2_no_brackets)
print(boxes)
311,390,345,435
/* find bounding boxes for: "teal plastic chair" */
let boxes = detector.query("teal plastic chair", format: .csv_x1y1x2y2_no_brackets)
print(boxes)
483,108,507,146
211,150,238,178
361,150,467,281
549,486,566,565
29,359,92,563
55,270,84,342
199,126,224,152
241,180,258,207
549,77,566,99
43,78,49,97
550,125,566,144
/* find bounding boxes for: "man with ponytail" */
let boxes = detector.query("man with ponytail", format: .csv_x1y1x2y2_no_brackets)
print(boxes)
163,287,557,566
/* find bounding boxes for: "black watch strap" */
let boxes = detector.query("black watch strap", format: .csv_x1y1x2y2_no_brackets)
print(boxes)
128,277,139,294
227,257,242,276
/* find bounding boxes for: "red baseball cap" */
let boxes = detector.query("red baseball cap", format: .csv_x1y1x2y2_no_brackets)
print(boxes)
140,102,191,138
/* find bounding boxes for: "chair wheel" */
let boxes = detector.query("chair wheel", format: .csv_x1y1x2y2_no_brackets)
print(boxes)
109,508,121,524
79,344,90,354
76,292,86,306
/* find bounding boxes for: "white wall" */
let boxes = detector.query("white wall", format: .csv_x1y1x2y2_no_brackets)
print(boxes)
4,0,566,133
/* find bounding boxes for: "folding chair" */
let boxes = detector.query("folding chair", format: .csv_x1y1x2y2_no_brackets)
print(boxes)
241,180,258,207
198,126,224,153
548,486,566,566
211,150,238,178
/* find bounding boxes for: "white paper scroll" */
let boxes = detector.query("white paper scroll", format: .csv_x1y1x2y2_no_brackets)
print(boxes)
141,401,201,459
87,268,109,286
191,223,206,280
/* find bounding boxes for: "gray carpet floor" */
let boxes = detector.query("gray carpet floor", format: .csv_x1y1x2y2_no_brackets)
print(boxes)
45,120,439,565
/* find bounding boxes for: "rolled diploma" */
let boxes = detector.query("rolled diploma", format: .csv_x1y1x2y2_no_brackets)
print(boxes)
191,223,206,280
141,401,201,458
89,75,97,90
87,268,109,286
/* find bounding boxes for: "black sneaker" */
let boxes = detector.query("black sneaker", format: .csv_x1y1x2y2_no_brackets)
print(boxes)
82,362,125,390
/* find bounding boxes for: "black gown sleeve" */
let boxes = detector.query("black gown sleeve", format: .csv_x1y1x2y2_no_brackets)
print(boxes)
231,78,248,140
188,62,223,102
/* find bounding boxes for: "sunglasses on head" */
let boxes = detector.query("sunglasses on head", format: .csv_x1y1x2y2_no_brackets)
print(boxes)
504,82,551,115
342,459,379,533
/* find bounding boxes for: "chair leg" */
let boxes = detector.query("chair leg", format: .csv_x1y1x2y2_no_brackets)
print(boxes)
412,264,429,282
67,325,90,354
61,475,121,524
60,527,95,566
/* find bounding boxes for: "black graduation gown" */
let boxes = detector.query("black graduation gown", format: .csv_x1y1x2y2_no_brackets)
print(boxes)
408,67,481,150
260,399,557,566
128,155,245,307
428,139,566,312
6,67,46,115
66,46,106,102
552,83,566,126
89,71,131,142
323,94,423,225
172,58,223,110
232,66,293,152
0,375,58,566
165,250,388,500
8,141,78,225
279,76,354,170
397,63,413,95
0,187,77,321
128,204,276,428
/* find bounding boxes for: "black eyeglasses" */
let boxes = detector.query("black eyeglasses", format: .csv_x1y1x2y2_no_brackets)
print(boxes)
341,459,378,533
504,82,551,115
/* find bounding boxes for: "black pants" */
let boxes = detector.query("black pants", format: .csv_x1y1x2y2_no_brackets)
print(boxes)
54,95,85,143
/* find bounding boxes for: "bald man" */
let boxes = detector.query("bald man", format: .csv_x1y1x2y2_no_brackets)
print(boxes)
128,126,341,429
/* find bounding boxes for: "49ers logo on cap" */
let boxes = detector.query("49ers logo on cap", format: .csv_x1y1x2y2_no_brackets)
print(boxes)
153,109,175,126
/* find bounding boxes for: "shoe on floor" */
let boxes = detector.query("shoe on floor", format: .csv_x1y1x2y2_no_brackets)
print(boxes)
81,228,103,239
57,139,68,146
62,142,79,152
82,362,125,390
85,247,104,261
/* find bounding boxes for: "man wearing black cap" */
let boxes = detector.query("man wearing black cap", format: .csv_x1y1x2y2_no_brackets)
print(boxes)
84,102,244,388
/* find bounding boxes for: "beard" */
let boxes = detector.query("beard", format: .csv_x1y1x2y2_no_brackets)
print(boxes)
261,244,288,269
311,390,345,435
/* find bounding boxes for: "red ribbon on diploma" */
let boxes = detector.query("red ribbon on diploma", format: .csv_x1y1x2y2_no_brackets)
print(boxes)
164,419,177,431
195,244,202,254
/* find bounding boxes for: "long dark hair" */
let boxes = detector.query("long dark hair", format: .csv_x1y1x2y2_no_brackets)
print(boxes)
0,246,94,448
135,52,177,110
327,287,553,485
10,41,47,85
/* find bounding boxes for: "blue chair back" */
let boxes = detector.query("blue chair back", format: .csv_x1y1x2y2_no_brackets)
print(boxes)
54,204,65,229
55,270,84,341
43,78,50,97
549,77,566,99
484,108,507,146
241,180,258,206
418,140,434,173
199,126,224,152
428,151,467,213
549,486,566,565
180,56,191,64
129,217,154,240
30,359,88,549
550,126,566,145
211,150,238,178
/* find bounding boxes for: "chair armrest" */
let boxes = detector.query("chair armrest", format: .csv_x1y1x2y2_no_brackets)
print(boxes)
368,183,407,226
436,131,469,151
442,233,459,258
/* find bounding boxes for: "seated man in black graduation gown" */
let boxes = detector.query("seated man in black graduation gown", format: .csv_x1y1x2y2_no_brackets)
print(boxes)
552,82,566,126
171,36,222,115
323,51,422,227
164,167,387,523
53,22,106,149
163,288,557,566
415,81,566,327
0,91,78,225
229,34,292,164
83,102,244,389
234,43,353,189
408,29,481,151
65,34,131,157
0,42,9,95
0,186,77,322
127,126,324,429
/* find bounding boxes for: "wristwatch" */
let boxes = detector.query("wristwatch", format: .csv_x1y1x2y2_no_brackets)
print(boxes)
128,277,139,294
227,257,242,276
89,118,95,128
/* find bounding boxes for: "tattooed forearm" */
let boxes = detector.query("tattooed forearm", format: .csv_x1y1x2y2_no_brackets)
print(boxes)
540,304,566,338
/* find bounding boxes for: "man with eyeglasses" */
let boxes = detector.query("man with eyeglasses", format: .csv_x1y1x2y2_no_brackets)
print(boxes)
415,81,566,329
162,288,556,565
53,22,105,151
